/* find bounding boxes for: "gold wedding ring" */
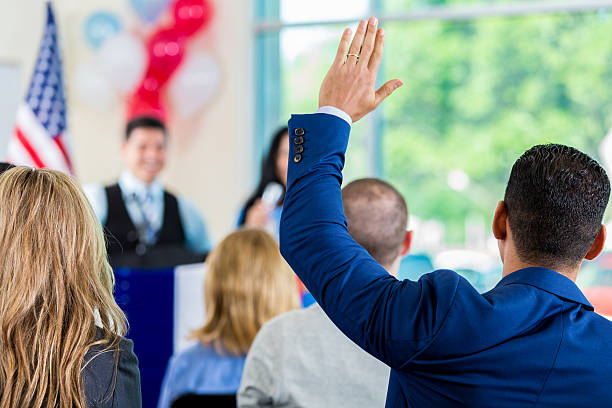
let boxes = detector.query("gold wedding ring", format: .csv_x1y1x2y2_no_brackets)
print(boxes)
347,53,360,60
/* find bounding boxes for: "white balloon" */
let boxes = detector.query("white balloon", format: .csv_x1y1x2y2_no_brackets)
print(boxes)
73,59,115,111
168,52,221,117
97,33,147,94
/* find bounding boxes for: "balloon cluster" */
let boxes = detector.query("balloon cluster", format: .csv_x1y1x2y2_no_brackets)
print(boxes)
75,0,218,120
129,0,213,119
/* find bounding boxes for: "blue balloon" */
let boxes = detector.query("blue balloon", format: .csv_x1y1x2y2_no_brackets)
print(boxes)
84,11,122,49
129,0,171,23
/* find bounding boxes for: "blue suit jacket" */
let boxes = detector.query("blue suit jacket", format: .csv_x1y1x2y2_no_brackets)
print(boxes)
279,113,612,407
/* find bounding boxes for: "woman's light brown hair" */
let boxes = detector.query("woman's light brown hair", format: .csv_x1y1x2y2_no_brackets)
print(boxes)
193,228,300,355
0,167,127,408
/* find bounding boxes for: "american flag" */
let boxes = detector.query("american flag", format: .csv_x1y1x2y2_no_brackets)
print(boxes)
6,2,73,175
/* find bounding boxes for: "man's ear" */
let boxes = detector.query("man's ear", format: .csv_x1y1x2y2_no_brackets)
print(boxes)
492,200,507,240
585,225,606,261
400,230,413,257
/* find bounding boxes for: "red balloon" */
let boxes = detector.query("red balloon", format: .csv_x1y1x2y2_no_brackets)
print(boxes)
172,0,212,37
127,80,166,120
145,28,186,86
126,0,214,119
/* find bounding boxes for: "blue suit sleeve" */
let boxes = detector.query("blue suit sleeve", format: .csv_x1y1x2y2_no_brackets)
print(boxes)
279,113,461,369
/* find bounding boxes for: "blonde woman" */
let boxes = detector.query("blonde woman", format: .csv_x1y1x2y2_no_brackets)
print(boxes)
0,167,141,408
158,229,300,407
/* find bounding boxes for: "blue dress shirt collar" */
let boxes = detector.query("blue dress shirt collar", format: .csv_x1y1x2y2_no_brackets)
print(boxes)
118,170,164,202
495,267,593,310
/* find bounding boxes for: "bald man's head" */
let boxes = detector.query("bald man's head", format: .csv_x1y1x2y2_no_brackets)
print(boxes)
342,178,408,268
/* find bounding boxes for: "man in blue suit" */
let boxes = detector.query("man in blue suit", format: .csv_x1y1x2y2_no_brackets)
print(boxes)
280,17,612,407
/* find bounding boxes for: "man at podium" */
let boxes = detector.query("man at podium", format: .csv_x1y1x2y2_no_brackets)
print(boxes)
84,116,211,268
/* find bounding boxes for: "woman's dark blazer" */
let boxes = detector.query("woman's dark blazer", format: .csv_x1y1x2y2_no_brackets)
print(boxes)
82,331,142,408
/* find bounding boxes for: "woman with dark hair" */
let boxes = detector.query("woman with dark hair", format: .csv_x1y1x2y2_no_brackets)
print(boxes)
237,127,289,233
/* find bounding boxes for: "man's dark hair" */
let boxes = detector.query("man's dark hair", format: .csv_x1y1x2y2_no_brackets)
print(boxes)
342,178,408,267
239,126,289,226
0,162,15,175
504,144,610,269
125,116,166,140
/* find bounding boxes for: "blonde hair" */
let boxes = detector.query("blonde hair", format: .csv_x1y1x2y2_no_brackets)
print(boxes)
0,167,127,408
193,228,300,355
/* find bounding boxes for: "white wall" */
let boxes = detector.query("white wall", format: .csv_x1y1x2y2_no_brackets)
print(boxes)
0,64,20,158
0,0,254,243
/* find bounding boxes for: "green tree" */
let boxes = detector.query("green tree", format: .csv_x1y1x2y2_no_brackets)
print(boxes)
383,12,612,244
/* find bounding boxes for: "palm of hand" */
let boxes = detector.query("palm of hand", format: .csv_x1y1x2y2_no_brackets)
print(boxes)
318,18,402,123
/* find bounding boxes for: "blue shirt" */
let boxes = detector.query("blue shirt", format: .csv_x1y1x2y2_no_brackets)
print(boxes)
83,170,211,253
157,342,246,408
280,113,612,407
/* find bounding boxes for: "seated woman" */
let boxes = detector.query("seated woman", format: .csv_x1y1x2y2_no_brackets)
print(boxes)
0,167,141,408
238,127,289,235
157,229,300,408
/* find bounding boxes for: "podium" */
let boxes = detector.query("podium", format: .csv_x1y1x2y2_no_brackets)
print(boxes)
114,262,207,408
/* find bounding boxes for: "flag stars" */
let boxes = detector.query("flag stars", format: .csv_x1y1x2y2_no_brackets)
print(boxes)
38,60,49,72
34,73,45,85
47,73,59,86
43,87,55,100
23,7,67,139
30,86,42,97
48,124,59,136
50,112,62,124
38,111,49,123
40,49,51,60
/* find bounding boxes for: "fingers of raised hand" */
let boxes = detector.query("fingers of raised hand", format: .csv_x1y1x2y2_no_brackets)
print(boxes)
334,28,353,66
358,17,379,67
347,19,367,64
368,28,385,73
375,79,403,107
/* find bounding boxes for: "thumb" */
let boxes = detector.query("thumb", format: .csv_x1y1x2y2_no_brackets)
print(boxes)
375,79,403,106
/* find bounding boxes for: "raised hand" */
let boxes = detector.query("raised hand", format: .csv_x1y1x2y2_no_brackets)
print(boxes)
244,199,270,228
318,17,403,123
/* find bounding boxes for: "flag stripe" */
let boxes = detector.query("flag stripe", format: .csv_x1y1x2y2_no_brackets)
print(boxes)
53,135,73,172
6,137,36,168
15,127,46,168
15,105,71,174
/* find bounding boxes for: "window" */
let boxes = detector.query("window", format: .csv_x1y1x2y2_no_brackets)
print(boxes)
255,1,612,301
254,0,376,181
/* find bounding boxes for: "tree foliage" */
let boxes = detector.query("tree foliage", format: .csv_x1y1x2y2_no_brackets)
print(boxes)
280,8,612,245
383,10,612,243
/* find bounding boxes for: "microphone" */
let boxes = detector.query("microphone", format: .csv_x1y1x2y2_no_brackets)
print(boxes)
261,182,284,207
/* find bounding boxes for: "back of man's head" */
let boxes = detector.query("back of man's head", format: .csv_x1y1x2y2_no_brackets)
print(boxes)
504,144,610,269
342,178,408,268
